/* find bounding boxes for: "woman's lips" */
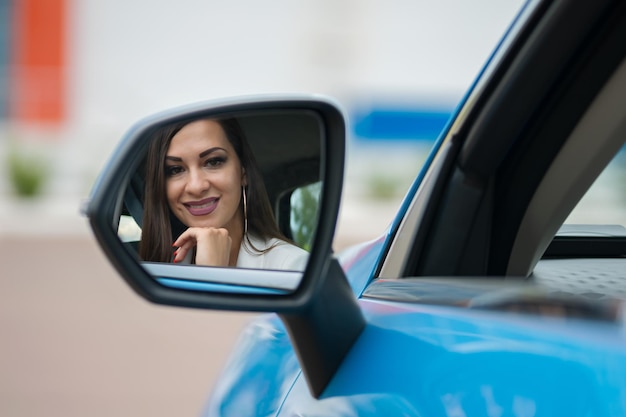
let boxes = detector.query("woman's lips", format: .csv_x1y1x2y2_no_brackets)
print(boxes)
184,197,219,216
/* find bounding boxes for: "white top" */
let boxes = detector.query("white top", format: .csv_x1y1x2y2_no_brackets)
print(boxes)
237,234,310,271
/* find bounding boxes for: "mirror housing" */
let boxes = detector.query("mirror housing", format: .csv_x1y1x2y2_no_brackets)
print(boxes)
84,94,365,398
85,95,346,312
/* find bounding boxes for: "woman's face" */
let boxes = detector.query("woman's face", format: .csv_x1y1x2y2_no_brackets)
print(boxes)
165,120,245,236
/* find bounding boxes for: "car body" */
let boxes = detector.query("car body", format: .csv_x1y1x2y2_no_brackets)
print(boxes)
85,0,626,416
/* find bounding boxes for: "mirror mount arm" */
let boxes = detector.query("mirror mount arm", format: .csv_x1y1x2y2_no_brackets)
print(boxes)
279,257,365,399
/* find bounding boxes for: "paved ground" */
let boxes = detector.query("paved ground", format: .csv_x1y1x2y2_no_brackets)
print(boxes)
1,234,259,417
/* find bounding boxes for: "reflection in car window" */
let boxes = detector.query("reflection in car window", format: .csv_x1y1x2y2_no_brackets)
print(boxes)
566,144,626,227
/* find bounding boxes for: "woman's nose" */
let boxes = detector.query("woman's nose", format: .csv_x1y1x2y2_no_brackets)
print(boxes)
186,169,209,194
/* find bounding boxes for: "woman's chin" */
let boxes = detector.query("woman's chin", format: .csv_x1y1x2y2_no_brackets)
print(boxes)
187,220,219,229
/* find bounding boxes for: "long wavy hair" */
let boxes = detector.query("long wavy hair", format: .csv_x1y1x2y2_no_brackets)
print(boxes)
138,118,286,263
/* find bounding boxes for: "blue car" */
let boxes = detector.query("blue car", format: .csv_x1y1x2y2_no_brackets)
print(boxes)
85,0,626,415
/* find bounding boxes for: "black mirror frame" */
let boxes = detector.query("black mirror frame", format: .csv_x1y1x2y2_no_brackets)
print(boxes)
85,94,346,313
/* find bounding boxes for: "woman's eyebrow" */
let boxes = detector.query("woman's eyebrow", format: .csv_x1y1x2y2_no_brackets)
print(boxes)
165,147,226,162
199,147,226,158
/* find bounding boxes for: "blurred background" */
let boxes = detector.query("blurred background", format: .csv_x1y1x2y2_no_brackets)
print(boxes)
0,1,531,416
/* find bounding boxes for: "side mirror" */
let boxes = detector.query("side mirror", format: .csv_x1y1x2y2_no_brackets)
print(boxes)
85,95,346,311
85,95,366,398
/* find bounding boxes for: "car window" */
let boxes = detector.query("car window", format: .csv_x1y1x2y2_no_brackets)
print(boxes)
118,214,141,243
290,181,322,251
565,144,626,227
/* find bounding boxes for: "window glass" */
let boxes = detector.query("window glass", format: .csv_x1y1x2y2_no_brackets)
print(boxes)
566,145,626,227
118,214,141,242
290,182,322,251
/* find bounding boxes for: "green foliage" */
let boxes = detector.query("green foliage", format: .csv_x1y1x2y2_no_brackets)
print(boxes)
367,175,400,200
7,146,49,198
366,173,414,201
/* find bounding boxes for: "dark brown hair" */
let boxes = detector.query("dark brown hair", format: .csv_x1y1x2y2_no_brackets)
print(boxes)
138,118,286,262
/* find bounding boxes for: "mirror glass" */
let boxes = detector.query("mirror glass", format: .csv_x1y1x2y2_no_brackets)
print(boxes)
115,109,322,293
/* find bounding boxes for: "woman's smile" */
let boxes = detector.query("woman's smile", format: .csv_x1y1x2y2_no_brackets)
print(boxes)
184,197,220,216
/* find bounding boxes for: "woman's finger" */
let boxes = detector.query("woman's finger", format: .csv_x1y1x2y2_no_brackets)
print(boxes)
172,240,192,263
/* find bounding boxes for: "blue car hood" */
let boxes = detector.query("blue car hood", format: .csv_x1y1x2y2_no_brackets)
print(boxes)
205,272,626,417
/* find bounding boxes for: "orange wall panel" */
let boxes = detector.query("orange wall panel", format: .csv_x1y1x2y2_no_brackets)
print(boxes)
11,0,67,125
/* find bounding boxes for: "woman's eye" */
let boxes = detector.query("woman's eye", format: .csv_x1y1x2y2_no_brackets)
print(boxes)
165,165,183,177
205,156,226,168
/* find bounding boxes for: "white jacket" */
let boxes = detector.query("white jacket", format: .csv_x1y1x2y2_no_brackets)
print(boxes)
237,234,309,271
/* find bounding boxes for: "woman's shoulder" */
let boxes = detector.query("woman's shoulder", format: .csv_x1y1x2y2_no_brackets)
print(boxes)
239,235,309,270
267,237,308,254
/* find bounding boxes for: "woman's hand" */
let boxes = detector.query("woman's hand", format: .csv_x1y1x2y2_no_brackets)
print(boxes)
172,227,232,266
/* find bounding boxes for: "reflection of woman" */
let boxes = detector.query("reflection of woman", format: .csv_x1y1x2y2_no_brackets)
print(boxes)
139,117,309,271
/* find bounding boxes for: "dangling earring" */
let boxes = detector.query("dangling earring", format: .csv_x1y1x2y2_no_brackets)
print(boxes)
242,185,248,236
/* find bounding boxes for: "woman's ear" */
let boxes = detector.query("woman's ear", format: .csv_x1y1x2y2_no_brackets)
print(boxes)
241,168,247,186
